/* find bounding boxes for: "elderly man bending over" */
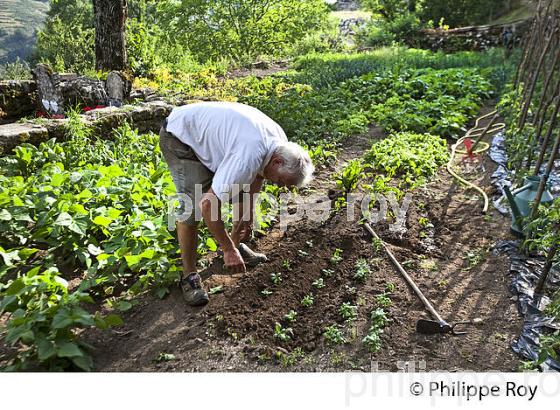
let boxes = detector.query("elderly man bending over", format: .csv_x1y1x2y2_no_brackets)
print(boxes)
160,101,314,306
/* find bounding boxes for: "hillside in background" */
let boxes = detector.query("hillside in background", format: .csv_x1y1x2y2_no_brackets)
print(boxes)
0,0,49,63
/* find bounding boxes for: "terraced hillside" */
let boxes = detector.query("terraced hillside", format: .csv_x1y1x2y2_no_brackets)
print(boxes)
0,0,49,63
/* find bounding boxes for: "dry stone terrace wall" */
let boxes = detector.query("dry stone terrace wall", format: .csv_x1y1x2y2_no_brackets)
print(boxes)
415,19,531,52
0,80,38,123
0,101,173,156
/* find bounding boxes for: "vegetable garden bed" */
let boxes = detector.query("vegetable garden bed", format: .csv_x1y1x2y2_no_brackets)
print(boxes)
0,48,528,371
85,111,522,371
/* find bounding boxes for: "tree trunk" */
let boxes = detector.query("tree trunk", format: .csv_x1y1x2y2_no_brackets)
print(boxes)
93,0,128,72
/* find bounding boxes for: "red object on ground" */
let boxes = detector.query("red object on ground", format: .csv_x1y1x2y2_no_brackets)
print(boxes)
36,111,46,118
95,105,105,109
83,106,93,112
461,138,481,163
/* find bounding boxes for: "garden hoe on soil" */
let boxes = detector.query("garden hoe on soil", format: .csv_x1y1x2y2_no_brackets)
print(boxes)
363,222,482,336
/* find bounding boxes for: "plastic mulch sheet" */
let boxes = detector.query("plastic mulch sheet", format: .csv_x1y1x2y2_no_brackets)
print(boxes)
489,132,560,215
489,133,560,372
493,241,560,371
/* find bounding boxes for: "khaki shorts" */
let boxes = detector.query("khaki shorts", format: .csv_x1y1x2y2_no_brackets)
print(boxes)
159,126,214,225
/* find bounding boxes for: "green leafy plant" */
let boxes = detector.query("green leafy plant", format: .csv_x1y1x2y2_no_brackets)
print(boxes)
323,324,346,345
301,294,314,307
370,308,390,329
155,352,176,362
364,132,449,194
339,302,358,322
371,238,383,254
463,248,487,271
418,217,431,228
321,268,335,277
276,347,306,367
362,308,390,353
375,293,392,308
354,258,372,282
335,159,364,193
385,282,396,293
330,248,343,265
284,310,298,323
312,278,325,289
261,289,273,297
270,273,283,286
362,331,382,353
0,266,121,371
274,322,293,342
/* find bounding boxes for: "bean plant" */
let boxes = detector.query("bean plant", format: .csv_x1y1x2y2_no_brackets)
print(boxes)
324,324,346,345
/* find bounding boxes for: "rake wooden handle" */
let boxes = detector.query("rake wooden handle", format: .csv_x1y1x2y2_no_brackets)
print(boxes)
363,222,445,324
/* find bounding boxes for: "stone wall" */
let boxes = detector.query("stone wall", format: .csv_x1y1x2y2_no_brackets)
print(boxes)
0,80,38,122
414,19,531,52
339,17,367,37
0,101,174,156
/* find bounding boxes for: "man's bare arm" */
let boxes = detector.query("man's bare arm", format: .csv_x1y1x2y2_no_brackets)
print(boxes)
199,188,246,273
232,175,265,244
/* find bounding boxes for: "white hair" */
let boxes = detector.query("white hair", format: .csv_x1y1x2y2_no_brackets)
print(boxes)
274,141,315,187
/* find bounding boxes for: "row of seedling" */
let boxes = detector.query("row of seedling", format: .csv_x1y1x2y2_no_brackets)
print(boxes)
273,246,345,343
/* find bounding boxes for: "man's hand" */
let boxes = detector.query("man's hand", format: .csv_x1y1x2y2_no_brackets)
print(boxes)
224,247,246,273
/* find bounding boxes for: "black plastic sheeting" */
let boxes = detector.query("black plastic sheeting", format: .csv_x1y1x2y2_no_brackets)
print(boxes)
493,241,560,371
490,132,560,215
489,132,560,371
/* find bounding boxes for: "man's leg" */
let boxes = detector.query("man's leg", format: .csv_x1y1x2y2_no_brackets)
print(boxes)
176,220,208,306
159,130,210,306
177,221,198,276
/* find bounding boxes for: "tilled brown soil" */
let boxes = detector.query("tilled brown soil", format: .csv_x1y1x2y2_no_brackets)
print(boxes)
84,109,522,372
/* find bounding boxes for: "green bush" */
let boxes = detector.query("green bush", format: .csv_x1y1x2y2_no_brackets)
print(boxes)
357,12,423,49
287,17,348,56
0,58,31,80
0,265,122,371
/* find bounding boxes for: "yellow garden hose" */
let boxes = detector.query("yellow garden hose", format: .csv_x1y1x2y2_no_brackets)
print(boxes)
446,110,506,214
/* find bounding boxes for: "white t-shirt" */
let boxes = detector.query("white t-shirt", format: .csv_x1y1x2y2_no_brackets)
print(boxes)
166,101,288,200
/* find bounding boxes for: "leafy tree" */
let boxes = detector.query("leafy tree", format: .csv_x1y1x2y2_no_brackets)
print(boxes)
35,0,154,74
360,0,419,21
157,0,330,62
34,0,95,72
33,0,94,72
361,0,512,27
359,0,423,47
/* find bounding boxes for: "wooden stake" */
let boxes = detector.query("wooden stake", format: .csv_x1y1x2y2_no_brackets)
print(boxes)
533,95,560,173
523,23,560,169
518,28,558,130
530,127,560,220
